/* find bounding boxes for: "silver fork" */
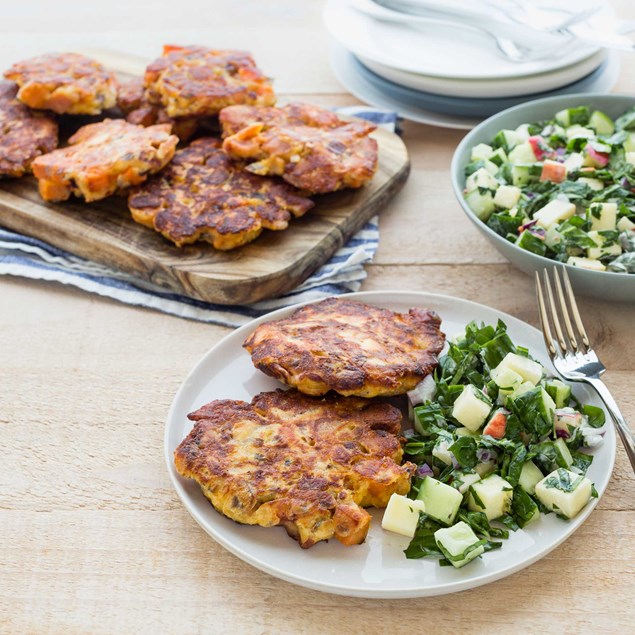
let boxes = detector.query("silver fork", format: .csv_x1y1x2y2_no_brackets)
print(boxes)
535,268,635,472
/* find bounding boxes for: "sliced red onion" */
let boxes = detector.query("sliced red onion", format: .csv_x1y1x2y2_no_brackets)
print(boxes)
477,448,498,462
621,177,630,188
416,463,434,478
556,428,570,439
555,147,566,157
520,219,538,232
404,429,417,439
528,227,547,240
525,192,536,199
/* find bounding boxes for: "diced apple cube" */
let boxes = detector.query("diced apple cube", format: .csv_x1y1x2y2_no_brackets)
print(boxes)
495,352,544,385
540,160,566,183
624,132,635,152
625,152,635,167
432,439,454,466
567,256,607,271
534,469,593,519
563,152,583,172
381,494,426,538
494,184,521,209
578,177,604,191
617,216,635,232
515,123,531,142
474,461,496,477
466,167,499,192
518,461,544,495
416,477,463,526
554,408,584,435
508,142,537,164
451,384,492,432
454,472,481,495
588,202,618,231
533,199,576,229
587,230,622,260
434,522,484,568
468,474,513,521
470,143,494,161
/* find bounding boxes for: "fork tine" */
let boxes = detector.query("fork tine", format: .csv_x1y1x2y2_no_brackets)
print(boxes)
561,268,591,353
542,269,568,355
553,268,579,353
535,271,558,357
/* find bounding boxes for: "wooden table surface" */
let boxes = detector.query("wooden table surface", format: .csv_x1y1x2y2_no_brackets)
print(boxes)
1,2,633,633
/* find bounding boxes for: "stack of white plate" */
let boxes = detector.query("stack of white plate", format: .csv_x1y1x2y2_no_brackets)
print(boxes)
324,0,620,129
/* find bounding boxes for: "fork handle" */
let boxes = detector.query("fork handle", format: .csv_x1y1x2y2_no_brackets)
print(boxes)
586,377,635,474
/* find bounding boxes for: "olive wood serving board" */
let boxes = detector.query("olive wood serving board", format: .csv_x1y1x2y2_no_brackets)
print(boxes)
0,52,410,305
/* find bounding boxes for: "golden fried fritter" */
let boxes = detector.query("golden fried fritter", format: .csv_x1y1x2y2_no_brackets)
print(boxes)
144,45,275,118
220,103,378,193
31,118,178,202
244,298,445,397
0,81,58,178
174,389,414,548
4,52,117,115
117,78,200,142
128,138,313,249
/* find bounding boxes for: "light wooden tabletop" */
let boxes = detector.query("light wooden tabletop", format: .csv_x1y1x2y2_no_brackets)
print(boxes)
1,1,633,633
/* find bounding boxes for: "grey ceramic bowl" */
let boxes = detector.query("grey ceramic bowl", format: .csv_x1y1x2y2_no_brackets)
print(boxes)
451,93,635,302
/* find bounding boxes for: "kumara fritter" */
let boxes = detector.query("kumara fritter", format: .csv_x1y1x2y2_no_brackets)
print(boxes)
243,298,445,397
31,118,178,202
220,102,378,193
0,81,58,178
128,137,314,249
144,45,276,118
174,389,415,548
4,52,117,115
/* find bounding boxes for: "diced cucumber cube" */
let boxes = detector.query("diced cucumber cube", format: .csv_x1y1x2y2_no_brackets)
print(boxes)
416,477,463,526
453,471,481,495
508,142,537,165
511,165,533,186
451,384,492,432
491,366,523,390
434,522,484,568
518,461,544,495
465,189,495,221
577,176,604,191
474,460,497,478
533,199,576,229
455,427,478,438
544,225,564,249
468,474,513,521
534,468,593,519
545,379,572,408
495,352,544,385
588,202,618,231
510,381,537,400
567,256,607,271
471,143,494,161
489,147,508,166
556,107,590,128
565,125,595,141
516,229,546,256
554,437,573,469
465,167,499,192
493,184,521,209
492,129,520,152
588,110,615,135
624,132,635,152
381,494,426,538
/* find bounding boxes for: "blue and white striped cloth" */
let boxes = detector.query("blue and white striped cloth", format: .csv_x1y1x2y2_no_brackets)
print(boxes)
0,107,397,328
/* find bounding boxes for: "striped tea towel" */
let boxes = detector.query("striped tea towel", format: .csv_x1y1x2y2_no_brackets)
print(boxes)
0,107,397,328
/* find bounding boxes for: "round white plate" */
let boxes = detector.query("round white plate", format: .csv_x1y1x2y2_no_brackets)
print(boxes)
165,291,616,599
358,50,607,99
324,0,604,80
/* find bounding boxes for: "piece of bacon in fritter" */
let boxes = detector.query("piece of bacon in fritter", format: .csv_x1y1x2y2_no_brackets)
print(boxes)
117,78,200,142
4,52,117,115
174,389,415,549
0,81,58,178
144,45,276,118
220,102,378,193
127,137,313,249
243,298,445,398
31,118,178,202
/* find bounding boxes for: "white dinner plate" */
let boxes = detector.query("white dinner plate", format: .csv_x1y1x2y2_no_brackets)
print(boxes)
324,0,605,80
165,291,616,598
358,50,607,99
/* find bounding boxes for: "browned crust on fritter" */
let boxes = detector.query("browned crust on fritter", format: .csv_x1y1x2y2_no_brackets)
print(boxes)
0,81,58,177
174,389,415,548
117,78,201,142
144,45,276,118
4,52,117,115
220,103,378,193
128,137,314,249
31,118,178,202
243,298,446,397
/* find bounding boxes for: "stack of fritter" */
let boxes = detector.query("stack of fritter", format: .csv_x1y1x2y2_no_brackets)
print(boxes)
174,298,446,549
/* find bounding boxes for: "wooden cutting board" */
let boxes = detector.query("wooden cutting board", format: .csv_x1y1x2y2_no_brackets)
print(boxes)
0,52,410,305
